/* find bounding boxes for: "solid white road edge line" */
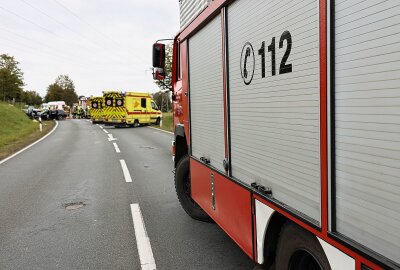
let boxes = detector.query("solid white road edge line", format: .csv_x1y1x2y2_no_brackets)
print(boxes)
147,126,173,135
120,159,132,182
130,204,156,270
0,121,59,165
113,143,121,153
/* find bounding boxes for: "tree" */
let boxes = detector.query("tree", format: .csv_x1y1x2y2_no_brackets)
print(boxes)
153,43,173,91
21,90,42,106
153,91,171,112
45,75,78,106
0,54,24,102
45,83,63,102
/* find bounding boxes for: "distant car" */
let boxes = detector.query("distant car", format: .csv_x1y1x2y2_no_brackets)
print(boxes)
39,109,67,120
23,106,41,120
30,109,41,120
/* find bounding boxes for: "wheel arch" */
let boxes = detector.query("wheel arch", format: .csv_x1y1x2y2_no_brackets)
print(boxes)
257,205,333,270
174,124,188,168
257,208,286,268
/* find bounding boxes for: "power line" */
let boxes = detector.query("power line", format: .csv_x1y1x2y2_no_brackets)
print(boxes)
18,0,80,37
1,35,91,70
51,0,149,65
0,26,57,52
17,0,132,65
51,0,123,48
0,5,56,35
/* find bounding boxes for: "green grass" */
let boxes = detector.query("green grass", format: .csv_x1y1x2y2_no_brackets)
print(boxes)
0,102,55,160
159,112,173,132
0,101,39,147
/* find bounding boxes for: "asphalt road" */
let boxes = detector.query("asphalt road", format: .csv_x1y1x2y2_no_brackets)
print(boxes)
0,119,255,270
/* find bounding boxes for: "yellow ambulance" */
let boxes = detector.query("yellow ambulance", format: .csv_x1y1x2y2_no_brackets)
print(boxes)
90,96,103,124
125,92,162,127
103,91,161,127
102,91,125,126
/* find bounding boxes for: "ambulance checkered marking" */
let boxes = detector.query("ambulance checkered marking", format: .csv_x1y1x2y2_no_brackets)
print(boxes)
90,97,103,120
227,0,321,224
103,92,126,120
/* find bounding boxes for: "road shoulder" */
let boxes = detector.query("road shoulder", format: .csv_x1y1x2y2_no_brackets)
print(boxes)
0,120,58,164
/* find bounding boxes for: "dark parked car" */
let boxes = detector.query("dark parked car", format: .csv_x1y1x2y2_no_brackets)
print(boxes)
39,109,67,120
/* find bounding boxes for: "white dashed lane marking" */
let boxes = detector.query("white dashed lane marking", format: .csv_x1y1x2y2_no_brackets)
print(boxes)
119,159,132,183
113,143,121,153
130,204,156,270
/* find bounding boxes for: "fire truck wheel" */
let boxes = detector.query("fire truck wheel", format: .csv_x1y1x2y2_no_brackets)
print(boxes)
275,222,330,270
175,155,213,222
155,117,160,125
133,120,139,128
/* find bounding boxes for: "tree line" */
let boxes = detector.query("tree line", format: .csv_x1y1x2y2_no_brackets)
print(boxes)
0,53,78,106
2,48,174,109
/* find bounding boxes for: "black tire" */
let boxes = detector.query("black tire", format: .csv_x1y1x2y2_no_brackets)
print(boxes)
174,155,213,222
133,119,139,128
275,222,331,270
155,117,160,126
57,115,63,120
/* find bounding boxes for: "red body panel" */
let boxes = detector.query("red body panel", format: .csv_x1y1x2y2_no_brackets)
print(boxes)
173,40,190,145
191,158,253,258
319,0,328,236
170,0,388,269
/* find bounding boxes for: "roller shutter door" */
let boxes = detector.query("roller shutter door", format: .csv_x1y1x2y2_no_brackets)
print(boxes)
334,0,400,265
189,14,225,172
227,0,321,224
180,0,212,29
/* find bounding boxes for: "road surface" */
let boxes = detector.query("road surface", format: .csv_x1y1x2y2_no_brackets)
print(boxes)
0,119,255,270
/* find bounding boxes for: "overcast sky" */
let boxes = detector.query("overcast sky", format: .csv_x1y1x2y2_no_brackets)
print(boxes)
0,0,180,98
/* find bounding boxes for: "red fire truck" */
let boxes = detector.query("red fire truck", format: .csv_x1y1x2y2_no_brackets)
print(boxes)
153,1,400,269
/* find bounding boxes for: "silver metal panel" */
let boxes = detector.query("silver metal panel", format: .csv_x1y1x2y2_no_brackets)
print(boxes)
189,14,225,172
179,0,212,29
227,0,321,223
334,0,400,265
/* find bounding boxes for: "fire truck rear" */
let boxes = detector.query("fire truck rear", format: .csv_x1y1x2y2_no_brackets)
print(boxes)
153,1,400,269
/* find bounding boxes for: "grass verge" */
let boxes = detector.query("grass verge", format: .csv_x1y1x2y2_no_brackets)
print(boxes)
158,112,173,132
0,102,56,161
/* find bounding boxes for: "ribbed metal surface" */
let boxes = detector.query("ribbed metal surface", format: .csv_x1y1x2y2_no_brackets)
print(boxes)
179,0,212,29
189,14,225,172
334,0,400,265
227,0,321,223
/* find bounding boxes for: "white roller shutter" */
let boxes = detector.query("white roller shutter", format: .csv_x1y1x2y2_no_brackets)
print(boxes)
189,14,225,172
179,0,212,29
334,0,400,265
227,0,321,223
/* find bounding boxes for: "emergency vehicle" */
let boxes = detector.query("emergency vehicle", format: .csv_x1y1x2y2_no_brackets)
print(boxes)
123,92,162,127
152,0,400,269
102,91,126,126
90,96,103,124
103,91,161,127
